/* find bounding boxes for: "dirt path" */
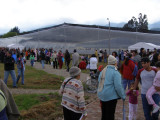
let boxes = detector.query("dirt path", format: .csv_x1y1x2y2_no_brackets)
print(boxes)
11,61,147,120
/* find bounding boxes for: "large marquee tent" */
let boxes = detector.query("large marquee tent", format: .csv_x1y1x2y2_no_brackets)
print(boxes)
128,42,160,51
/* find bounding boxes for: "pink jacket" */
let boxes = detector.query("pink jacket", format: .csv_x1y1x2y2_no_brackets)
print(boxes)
153,71,160,87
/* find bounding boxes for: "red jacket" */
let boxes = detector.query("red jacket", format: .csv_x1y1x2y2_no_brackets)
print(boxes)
121,60,135,80
79,61,86,70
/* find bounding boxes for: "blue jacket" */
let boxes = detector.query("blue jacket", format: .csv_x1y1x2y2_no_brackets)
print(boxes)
97,65,126,101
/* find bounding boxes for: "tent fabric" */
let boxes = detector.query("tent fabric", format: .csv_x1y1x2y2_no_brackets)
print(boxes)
7,44,25,51
128,42,160,51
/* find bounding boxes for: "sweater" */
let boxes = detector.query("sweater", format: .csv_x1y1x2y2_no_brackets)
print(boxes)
59,78,86,115
126,89,139,104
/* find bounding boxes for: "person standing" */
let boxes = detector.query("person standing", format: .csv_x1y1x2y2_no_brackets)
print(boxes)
103,50,107,63
120,53,138,90
126,82,139,120
57,50,63,69
65,50,71,72
89,54,98,73
16,53,25,85
133,57,160,120
52,51,58,69
97,55,126,120
59,66,87,120
72,49,79,67
30,50,35,67
40,49,45,69
4,51,17,88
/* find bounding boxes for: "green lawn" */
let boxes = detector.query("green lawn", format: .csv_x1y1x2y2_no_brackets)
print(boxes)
0,63,64,89
14,93,63,120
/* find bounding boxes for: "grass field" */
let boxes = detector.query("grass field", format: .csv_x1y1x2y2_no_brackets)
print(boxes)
14,93,63,120
0,63,64,89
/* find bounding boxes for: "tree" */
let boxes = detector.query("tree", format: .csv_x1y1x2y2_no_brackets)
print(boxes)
10,26,20,34
123,13,148,32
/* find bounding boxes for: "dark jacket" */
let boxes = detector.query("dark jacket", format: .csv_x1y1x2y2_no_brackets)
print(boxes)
4,56,15,71
40,51,45,60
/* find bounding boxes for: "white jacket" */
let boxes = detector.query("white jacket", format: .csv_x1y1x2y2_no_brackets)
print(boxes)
90,57,98,70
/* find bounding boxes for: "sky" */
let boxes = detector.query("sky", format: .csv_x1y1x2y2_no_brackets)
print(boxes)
0,0,160,34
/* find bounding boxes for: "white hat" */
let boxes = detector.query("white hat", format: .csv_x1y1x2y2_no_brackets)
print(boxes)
108,55,117,65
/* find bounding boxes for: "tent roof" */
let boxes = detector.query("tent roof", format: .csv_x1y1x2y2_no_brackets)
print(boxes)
128,42,160,51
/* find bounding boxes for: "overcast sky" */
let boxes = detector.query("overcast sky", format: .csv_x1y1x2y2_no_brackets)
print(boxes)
0,0,160,34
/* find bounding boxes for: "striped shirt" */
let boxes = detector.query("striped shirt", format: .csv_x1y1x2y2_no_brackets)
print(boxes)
59,77,86,114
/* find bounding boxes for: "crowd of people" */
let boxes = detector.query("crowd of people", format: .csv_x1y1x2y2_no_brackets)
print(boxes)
1,46,160,120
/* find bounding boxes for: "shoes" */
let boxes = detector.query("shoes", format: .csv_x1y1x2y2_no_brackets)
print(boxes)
152,105,160,113
13,86,18,88
21,83,24,85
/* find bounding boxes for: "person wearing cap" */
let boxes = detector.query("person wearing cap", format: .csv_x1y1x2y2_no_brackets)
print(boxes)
4,51,17,88
97,55,125,120
133,57,160,120
59,66,87,120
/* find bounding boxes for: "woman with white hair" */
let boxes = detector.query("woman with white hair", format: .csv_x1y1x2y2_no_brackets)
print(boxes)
59,66,87,120
97,55,125,120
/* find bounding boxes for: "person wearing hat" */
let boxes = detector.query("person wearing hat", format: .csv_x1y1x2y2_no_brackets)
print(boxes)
4,51,17,88
97,55,125,120
59,66,87,120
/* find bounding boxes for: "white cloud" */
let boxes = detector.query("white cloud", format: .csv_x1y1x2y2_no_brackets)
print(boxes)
0,0,160,34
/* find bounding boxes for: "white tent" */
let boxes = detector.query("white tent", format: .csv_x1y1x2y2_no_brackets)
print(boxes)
7,44,25,51
128,42,160,51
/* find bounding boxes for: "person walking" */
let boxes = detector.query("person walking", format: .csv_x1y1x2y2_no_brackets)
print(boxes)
4,51,17,88
133,57,160,120
30,50,35,67
97,55,126,120
59,66,87,120
16,53,25,85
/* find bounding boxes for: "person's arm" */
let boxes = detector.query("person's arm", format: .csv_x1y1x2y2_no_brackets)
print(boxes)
114,72,126,100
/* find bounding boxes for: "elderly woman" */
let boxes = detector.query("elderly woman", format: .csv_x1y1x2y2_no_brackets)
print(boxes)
97,55,126,120
59,66,87,120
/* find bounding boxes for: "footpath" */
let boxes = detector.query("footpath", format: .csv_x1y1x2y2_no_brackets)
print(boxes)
11,61,145,120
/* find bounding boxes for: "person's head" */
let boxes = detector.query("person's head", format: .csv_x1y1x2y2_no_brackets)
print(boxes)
130,82,139,90
73,49,77,53
155,61,160,70
124,53,132,65
141,57,150,70
7,51,12,57
132,50,138,56
69,66,81,79
91,54,96,57
108,55,117,66
112,51,118,57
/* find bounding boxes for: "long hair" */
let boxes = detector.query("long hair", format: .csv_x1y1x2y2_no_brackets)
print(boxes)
124,53,132,65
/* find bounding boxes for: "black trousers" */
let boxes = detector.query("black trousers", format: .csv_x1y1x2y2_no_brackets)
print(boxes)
101,99,117,120
63,107,82,120
53,61,57,69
